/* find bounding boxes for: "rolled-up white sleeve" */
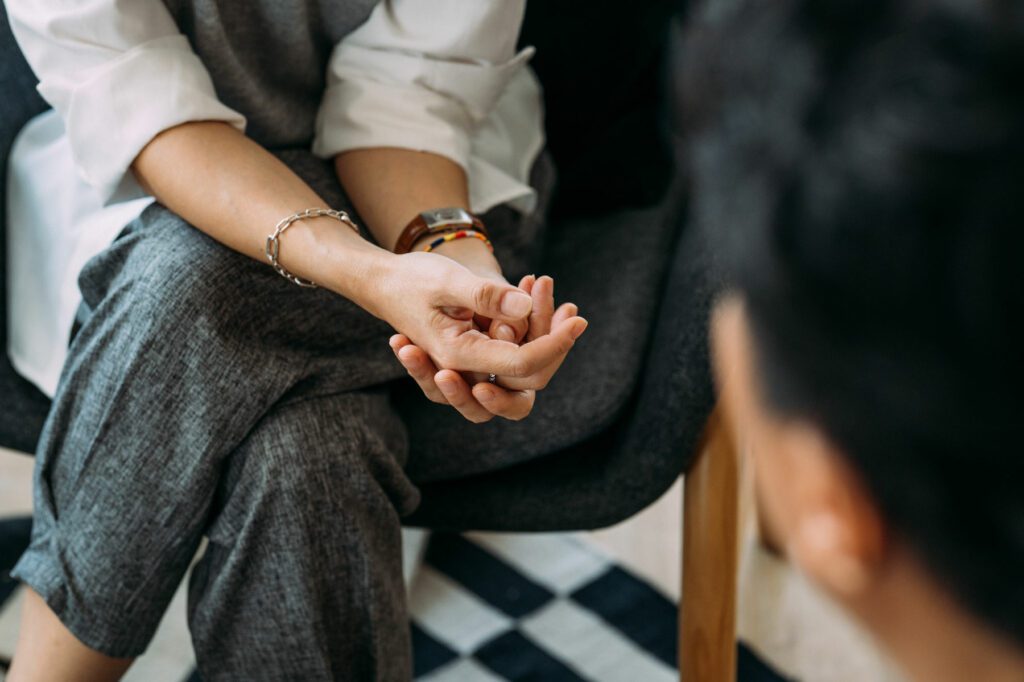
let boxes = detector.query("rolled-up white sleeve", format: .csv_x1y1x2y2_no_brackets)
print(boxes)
313,0,533,173
6,0,246,203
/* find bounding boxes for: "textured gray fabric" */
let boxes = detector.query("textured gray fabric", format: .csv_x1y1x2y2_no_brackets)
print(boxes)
13,187,407,670
189,390,413,679
161,0,378,151
10,147,552,675
402,200,679,482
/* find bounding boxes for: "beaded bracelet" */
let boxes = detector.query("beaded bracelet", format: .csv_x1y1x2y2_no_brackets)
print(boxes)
265,208,359,288
421,229,494,253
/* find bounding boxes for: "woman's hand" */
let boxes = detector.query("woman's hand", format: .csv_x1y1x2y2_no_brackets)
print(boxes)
369,253,587,383
390,274,586,422
406,223,531,344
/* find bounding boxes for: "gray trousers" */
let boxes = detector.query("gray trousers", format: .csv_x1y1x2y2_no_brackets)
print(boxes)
12,152,552,680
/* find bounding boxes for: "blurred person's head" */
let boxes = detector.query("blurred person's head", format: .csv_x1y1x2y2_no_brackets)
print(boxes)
683,0,1024,679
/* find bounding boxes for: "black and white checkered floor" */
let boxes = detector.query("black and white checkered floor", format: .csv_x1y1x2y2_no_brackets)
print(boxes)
0,519,786,680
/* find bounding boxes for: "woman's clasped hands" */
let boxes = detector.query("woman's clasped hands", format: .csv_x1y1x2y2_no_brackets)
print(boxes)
381,251,586,423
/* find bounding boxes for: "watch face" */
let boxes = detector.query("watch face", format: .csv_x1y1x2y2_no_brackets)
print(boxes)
423,207,473,228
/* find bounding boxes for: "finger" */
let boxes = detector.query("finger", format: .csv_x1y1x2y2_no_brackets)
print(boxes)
472,383,536,421
528,275,555,341
552,302,578,328
434,370,495,423
463,370,491,385
446,315,588,377
488,315,589,391
396,344,448,403
489,317,526,343
488,274,536,342
394,343,448,404
438,269,533,324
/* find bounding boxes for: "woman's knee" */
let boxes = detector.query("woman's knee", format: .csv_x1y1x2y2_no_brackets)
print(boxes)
79,207,268,339
136,221,265,333
212,395,420,538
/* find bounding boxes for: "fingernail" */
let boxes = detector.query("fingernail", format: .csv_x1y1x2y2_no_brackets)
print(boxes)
501,291,532,317
495,324,516,342
477,388,495,403
571,319,589,340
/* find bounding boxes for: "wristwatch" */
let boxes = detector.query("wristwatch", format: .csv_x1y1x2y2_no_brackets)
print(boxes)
393,207,488,254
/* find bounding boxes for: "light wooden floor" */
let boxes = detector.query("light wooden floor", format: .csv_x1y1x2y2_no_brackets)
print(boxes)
589,479,683,600
0,448,31,518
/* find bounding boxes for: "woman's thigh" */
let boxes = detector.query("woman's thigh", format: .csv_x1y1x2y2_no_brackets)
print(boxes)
13,202,411,655
42,198,409,521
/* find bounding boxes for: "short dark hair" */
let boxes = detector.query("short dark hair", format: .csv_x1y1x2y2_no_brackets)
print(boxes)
683,0,1024,644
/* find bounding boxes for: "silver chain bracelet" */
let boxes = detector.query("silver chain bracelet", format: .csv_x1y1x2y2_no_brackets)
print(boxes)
265,208,360,288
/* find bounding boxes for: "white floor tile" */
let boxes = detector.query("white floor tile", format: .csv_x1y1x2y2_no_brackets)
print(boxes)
469,532,610,596
418,658,506,682
521,599,676,682
409,568,512,655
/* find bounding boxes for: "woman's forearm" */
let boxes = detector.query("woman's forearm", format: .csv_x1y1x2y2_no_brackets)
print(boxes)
335,148,468,249
335,148,501,276
129,122,577,403
131,121,388,309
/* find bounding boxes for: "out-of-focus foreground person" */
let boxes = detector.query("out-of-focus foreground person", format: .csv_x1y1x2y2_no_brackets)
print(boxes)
685,0,1024,680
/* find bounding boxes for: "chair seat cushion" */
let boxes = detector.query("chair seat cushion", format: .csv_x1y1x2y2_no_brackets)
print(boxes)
400,197,681,483
406,199,717,532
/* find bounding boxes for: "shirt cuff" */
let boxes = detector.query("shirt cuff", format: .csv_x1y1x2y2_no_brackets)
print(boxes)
40,34,246,204
312,44,535,167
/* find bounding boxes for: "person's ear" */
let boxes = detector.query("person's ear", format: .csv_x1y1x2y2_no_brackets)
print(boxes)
711,295,887,598
784,426,888,600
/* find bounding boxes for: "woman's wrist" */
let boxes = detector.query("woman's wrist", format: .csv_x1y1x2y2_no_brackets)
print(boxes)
289,213,504,325
411,231,503,279
292,215,395,315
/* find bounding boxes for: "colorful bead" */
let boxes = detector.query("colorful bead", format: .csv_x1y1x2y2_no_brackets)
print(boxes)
422,229,494,253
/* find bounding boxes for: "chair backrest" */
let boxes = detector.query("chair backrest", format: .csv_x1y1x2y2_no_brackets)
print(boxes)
520,0,678,218
0,8,57,454
0,7,49,348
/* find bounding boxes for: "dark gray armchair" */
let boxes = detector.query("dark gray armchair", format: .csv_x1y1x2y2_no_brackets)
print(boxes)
1,3,742,678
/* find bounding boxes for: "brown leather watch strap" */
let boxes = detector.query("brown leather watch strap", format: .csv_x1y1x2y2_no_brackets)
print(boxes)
393,210,488,254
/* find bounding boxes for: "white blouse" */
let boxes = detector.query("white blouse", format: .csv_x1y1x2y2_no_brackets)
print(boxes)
5,0,544,397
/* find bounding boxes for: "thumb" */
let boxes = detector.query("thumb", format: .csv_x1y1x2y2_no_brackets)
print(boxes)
441,270,533,323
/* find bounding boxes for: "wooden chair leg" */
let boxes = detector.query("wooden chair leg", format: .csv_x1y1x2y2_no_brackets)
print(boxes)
680,407,740,682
